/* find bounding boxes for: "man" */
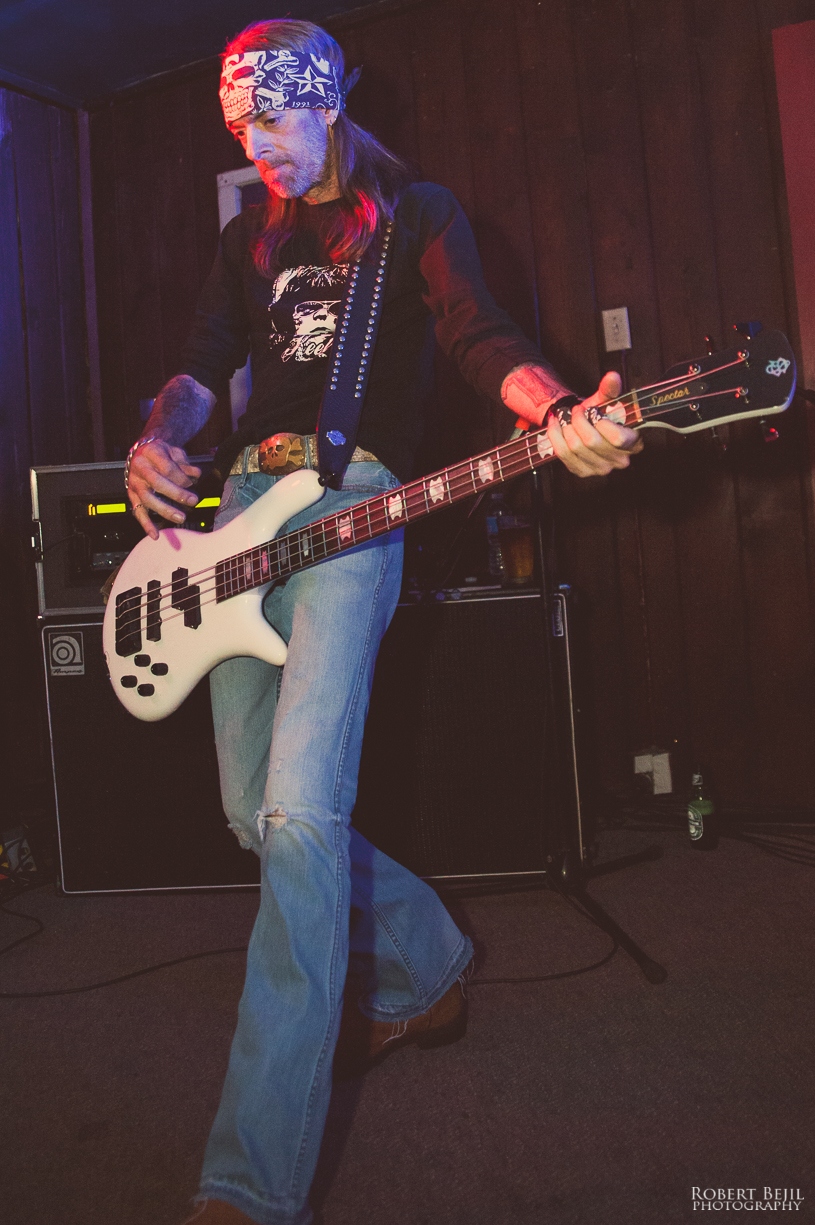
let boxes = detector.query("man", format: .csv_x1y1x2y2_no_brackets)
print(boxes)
125,19,642,1225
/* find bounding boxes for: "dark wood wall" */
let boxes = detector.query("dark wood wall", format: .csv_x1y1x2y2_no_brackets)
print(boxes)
88,0,815,812
0,88,92,814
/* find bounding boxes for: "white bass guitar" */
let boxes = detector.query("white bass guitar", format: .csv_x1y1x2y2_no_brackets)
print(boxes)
103,330,796,721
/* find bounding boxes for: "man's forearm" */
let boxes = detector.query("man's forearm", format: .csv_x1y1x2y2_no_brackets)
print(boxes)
501,363,575,427
141,375,216,447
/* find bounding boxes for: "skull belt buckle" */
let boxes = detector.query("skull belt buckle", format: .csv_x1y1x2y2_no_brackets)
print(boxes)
258,432,307,476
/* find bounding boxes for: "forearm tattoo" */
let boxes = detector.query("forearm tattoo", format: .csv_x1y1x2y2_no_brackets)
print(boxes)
500,364,574,416
141,375,215,447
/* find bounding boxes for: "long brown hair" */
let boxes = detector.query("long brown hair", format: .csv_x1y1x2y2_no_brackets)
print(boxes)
223,20,410,277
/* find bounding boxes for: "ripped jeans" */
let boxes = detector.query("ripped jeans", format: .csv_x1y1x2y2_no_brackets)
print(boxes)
200,462,473,1225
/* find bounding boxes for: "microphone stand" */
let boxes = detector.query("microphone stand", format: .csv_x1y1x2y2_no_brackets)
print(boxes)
530,458,667,985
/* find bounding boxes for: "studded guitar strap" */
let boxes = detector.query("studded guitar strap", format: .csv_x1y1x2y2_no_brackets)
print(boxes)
316,218,395,489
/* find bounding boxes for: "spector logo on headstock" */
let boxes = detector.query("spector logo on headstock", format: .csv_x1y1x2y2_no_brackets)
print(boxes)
652,385,690,407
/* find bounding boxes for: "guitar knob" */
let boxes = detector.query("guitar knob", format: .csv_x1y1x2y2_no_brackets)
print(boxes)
137,684,155,697
151,662,169,675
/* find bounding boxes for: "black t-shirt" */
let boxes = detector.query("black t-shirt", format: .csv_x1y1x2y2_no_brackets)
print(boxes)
180,181,548,482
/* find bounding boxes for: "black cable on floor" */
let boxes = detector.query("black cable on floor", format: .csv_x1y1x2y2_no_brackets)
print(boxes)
0,943,249,999
469,932,618,986
1,884,621,998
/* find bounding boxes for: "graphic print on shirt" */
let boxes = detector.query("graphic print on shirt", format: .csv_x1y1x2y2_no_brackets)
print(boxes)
268,264,350,363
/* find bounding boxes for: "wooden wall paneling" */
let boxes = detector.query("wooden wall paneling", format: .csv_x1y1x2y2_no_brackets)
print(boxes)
0,90,30,526
457,0,538,356
767,17,815,746
626,0,735,787
410,0,475,215
10,93,86,466
145,83,200,406
186,65,247,454
568,0,671,779
89,103,126,457
630,0,723,368
515,0,600,393
111,93,166,453
695,0,815,805
511,0,629,795
0,89,87,811
0,90,37,813
693,0,787,332
48,104,92,463
341,5,421,168
406,0,495,472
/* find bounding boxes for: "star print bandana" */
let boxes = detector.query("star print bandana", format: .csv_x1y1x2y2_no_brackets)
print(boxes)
219,49,345,122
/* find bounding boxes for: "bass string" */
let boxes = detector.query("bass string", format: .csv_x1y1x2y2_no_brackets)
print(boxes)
114,439,547,620
112,448,546,638
114,368,761,639
116,358,745,611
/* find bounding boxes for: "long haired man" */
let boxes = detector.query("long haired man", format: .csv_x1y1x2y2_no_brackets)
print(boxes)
126,19,641,1225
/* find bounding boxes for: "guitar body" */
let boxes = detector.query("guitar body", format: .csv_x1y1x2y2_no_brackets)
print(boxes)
102,469,325,721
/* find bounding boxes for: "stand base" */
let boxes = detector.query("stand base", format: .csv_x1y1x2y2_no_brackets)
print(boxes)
546,845,668,984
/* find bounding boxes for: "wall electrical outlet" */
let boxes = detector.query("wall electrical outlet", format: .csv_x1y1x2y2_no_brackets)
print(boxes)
602,307,632,352
634,750,673,795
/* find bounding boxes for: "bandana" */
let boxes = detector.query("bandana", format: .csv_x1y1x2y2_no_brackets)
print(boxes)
219,49,345,123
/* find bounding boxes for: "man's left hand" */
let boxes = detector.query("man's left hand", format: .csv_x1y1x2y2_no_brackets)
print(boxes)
548,371,643,478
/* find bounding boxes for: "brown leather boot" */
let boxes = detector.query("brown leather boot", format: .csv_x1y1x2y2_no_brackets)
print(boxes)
334,972,469,1078
181,1200,257,1223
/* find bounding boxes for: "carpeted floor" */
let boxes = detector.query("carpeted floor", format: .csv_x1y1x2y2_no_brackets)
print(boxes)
2,824,813,1225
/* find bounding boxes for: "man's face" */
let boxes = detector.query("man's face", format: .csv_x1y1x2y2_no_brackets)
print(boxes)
228,108,333,200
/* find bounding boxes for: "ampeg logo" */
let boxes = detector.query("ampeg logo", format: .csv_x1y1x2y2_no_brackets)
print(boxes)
48,631,85,676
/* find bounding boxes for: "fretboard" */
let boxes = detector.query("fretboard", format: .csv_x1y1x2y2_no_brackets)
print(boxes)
213,343,754,604
213,426,561,602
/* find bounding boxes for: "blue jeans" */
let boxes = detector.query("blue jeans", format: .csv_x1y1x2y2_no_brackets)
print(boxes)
199,462,474,1225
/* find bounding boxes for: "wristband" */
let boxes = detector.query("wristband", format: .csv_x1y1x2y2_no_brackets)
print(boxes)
124,435,159,491
547,394,581,427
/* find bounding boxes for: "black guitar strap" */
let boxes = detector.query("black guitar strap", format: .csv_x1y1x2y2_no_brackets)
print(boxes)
316,217,396,489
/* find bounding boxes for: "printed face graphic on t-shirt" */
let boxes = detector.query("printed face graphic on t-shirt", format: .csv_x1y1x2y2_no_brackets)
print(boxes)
268,264,350,362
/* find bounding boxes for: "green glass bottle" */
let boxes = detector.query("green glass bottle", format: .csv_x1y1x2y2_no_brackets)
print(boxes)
687,767,717,850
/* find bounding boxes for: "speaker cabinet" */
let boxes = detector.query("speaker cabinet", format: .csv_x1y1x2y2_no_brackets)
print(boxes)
354,593,555,879
43,621,258,894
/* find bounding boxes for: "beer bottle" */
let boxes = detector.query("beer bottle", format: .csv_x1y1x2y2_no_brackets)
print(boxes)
687,767,717,850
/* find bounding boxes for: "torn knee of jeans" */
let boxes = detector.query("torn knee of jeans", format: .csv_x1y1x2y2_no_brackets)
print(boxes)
256,806,288,841
227,823,254,851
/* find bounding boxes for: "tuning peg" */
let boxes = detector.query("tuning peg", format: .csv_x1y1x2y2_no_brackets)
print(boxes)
734,320,763,340
709,427,727,453
761,419,780,443
704,335,717,356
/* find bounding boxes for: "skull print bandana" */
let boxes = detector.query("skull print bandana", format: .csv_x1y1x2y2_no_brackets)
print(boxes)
219,49,345,123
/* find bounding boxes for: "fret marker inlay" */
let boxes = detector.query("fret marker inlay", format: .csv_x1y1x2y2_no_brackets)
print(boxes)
387,493,404,521
478,458,494,483
429,476,446,503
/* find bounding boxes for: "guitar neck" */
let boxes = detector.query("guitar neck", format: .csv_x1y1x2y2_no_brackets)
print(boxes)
214,425,559,601
214,344,761,603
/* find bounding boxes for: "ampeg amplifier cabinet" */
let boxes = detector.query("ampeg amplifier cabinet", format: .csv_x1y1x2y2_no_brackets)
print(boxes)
43,594,584,891
43,621,258,894
353,589,585,880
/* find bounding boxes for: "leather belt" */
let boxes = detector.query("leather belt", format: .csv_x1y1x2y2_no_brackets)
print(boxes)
229,432,378,478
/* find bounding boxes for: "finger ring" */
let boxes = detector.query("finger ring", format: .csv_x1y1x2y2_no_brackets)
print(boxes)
131,503,145,514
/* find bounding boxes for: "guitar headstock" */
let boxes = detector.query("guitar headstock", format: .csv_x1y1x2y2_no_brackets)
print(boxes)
614,330,796,435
